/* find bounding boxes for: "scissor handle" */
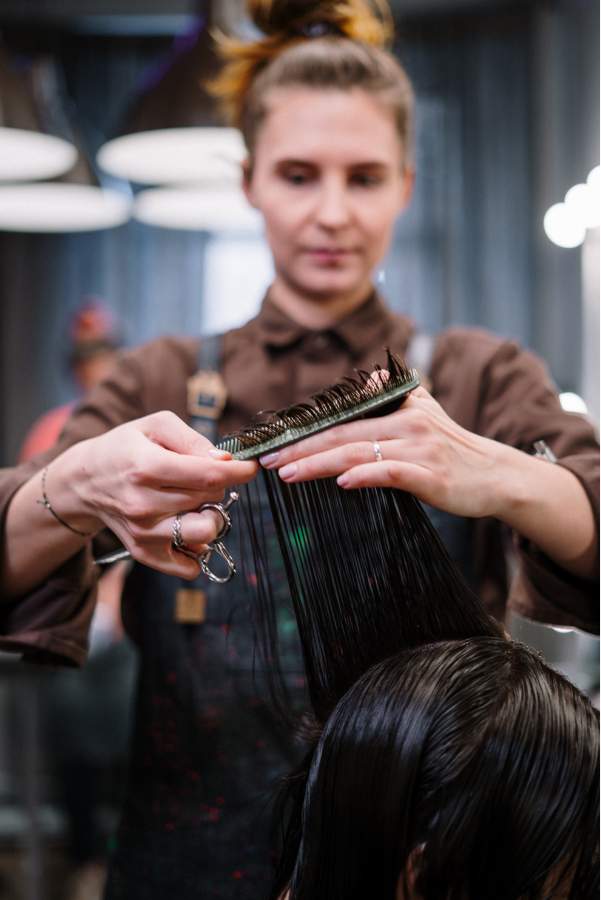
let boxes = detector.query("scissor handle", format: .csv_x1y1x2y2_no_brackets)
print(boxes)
198,540,237,584
95,490,240,584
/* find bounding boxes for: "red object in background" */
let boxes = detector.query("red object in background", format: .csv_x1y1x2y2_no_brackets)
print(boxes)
68,299,121,356
19,402,75,462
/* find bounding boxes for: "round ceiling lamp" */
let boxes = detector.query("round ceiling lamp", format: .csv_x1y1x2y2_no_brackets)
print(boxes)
543,164,600,248
543,202,586,249
587,165,600,195
0,184,131,233
133,184,262,233
0,127,78,182
97,127,246,186
565,183,600,230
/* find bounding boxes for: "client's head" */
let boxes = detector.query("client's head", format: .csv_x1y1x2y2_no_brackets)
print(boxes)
287,637,599,900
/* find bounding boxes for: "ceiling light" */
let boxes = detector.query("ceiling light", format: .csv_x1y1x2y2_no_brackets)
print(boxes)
133,185,261,232
97,127,245,185
585,166,600,228
559,392,589,415
0,127,78,182
0,184,131,233
544,165,600,247
543,202,586,249
565,183,600,230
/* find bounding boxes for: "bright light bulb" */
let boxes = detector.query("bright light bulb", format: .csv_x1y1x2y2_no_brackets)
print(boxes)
543,202,586,248
565,182,600,230
584,166,600,228
559,392,589,414
587,165,600,191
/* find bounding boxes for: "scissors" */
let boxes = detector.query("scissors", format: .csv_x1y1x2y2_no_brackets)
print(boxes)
94,491,239,584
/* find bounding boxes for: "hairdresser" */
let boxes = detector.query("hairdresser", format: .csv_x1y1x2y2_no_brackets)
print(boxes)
0,0,598,896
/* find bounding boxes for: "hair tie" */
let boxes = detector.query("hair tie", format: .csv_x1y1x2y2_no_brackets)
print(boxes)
298,21,343,38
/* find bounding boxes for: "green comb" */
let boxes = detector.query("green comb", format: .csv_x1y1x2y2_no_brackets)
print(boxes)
217,349,420,461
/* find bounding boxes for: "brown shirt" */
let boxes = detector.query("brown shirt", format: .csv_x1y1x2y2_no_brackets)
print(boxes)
0,293,598,664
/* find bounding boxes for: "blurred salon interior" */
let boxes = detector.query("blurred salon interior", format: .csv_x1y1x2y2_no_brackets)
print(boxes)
0,0,598,898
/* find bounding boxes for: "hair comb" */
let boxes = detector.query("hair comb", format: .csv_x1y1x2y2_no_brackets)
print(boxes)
218,348,419,460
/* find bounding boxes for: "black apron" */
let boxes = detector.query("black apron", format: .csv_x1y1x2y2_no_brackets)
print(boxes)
106,337,306,899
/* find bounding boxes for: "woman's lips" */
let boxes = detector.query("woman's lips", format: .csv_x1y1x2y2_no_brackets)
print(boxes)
304,247,356,262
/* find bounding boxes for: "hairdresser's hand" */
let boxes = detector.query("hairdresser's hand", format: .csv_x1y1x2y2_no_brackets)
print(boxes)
56,411,257,579
260,385,526,521
261,385,597,577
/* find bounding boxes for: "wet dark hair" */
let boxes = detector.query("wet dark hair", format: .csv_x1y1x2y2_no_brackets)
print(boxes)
283,638,599,900
244,475,502,724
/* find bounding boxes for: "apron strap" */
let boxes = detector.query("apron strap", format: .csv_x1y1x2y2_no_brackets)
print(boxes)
186,333,226,442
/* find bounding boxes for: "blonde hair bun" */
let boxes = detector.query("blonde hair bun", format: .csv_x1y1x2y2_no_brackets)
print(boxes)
247,0,392,47
209,0,412,158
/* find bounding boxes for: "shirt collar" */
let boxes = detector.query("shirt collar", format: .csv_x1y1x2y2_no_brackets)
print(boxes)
254,290,414,361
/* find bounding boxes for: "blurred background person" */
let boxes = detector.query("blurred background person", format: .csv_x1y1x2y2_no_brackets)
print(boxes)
20,301,123,462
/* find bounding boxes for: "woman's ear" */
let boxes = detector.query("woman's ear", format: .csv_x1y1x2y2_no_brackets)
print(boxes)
398,167,415,212
396,843,425,899
241,158,257,208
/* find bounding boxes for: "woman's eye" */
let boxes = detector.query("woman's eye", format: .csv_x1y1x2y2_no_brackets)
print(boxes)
284,171,309,186
351,173,382,187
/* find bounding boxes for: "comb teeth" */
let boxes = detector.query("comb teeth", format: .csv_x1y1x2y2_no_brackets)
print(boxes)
218,349,419,460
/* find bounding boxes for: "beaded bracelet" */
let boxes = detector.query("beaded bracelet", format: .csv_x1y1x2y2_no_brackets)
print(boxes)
37,466,93,538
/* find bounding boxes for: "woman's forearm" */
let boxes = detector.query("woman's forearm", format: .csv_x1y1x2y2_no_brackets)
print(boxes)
2,442,103,599
491,444,597,578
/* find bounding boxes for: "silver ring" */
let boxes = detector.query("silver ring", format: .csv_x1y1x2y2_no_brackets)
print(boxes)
373,441,383,462
172,514,198,560
171,513,195,557
172,513,185,549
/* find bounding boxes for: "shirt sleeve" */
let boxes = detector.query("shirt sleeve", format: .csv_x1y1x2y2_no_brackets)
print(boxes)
475,336,599,633
0,341,177,665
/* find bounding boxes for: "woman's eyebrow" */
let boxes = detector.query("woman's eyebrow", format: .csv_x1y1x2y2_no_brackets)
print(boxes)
272,158,391,169
273,158,316,167
349,161,390,171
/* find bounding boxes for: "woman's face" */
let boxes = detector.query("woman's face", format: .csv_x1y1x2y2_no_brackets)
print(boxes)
244,87,413,304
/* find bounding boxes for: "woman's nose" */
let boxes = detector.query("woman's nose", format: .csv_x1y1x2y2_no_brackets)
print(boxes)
314,181,351,229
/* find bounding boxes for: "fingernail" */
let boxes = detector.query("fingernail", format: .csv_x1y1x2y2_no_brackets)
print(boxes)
260,452,279,467
279,463,297,481
209,449,232,459
337,474,350,488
